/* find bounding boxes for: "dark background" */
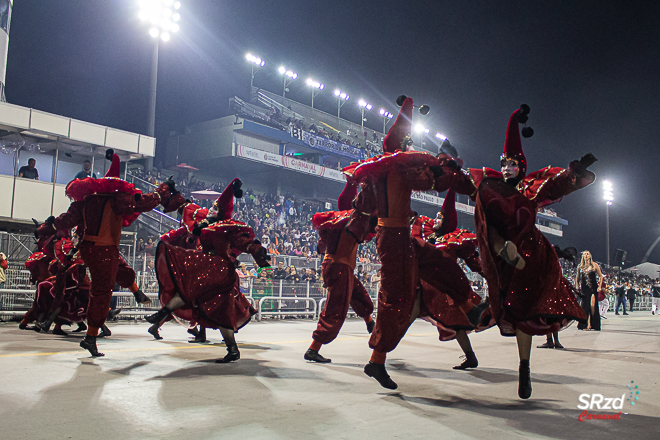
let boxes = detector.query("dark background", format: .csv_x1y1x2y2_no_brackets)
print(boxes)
6,1,660,265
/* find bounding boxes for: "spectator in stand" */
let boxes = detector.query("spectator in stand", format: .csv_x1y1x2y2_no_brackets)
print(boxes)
287,266,301,283
370,269,381,290
75,160,96,180
236,263,253,294
273,261,287,279
18,158,39,180
0,252,7,289
302,268,317,284
143,238,155,257
355,265,366,283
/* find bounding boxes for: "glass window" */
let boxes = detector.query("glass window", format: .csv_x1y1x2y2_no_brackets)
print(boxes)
0,0,11,34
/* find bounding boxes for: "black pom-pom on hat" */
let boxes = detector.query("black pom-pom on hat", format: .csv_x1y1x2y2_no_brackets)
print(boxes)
396,95,407,106
232,178,243,198
419,105,430,116
105,149,115,160
520,104,530,115
521,126,534,138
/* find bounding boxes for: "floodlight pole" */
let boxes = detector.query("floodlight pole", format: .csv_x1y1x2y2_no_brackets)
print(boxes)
360,108,365,131
146,39,159,172
606,203,610,267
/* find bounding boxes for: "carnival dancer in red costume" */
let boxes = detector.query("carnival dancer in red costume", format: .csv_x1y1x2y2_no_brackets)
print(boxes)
303,179,375,363
157,199,210,343
451,104,594,398
343,96,489,389
28,235,91,336
42,149,185,357
147,178,271,363
411,188,494,370
19,226,57,330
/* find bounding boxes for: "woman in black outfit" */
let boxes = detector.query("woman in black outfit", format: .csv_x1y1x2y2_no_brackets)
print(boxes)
576,251,603,330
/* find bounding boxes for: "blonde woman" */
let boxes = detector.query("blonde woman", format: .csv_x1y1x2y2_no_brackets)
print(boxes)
576,251,603,330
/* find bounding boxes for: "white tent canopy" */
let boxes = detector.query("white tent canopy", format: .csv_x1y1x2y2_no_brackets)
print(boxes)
624,262,660,279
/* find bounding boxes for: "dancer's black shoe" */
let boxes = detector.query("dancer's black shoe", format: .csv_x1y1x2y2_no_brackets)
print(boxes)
216,344,240,363
107,308,122,321
500,241,525,269
18,322,35,330
148,323,163,340
518,359,532,399
52,327,68,336
465,297,490,328
554,342,565,349
188,334,207,343
366,319,375,334
364,361,398,390
133,289,151,305
145,307,170,324
80,335,104,357
98,325,112,338
187,327,200,338
36,320,53,333
304,348,331,363
72,322,87,333
453,351,478,370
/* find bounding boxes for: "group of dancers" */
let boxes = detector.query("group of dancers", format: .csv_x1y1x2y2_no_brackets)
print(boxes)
17,95,596,400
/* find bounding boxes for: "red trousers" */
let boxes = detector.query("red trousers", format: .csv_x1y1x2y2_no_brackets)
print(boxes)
370,227,471,353
79,241,119,330
312,261,374,345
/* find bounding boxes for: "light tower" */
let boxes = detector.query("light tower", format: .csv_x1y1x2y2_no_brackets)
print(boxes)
138,0,181,138
278,66,297,98
0,0,13,101
603,180,614,266
358,99,372,131
245,53,265,92
334,89,349,120
379,109,393,134
306,78,324,109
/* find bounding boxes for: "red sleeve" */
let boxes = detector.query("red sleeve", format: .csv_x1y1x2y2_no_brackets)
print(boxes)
0,259,7,270
524,164,594,207
53,201,85,232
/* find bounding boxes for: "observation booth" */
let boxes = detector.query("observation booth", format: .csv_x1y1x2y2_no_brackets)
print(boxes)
0,101,155,233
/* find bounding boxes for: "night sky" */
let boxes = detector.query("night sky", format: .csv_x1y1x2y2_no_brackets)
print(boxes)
6,1,660,265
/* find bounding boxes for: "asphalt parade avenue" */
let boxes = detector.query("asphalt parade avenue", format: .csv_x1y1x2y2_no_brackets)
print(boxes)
0,314,657,440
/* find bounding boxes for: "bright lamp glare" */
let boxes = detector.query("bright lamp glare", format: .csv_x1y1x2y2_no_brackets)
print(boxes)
172,12,180,21
367,104,373,110
334,89,340,96
424,128,430,134
379,109,385,115
414,124,425,133
172,23,179,32
435,133,447,140
340,93,347,100
174,1,181,10
149,27,160,38
603,180,613,190
278,66,286,75
359,99,366,107
161,32,170,42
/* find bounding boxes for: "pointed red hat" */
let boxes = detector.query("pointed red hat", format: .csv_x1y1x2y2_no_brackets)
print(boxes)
383,96,413,154
437,188,458,236
104,149,121,178
337,179,357,211
215,178,243,220
501,105,533,178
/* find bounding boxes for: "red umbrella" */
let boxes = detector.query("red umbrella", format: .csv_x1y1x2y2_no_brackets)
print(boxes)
176,163,199,171
191,190,221,200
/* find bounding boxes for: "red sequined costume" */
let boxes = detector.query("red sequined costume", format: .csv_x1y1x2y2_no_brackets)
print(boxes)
308,181,374,354
411,190,495,341
20,234,58,328
451,109,592,337
29,238,90,329
44,150,185,355
343,97,473,356
154,179,269,332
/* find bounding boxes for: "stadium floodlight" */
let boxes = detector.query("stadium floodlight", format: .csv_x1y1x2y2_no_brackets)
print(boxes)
306,78,325,109
137,0,183,142
245,53,266,90
603,180,614,266
435,132,447,140
278,66,298,98
138,0,181,41
358,99,373,130
334,89,350,119
379,108,394,133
